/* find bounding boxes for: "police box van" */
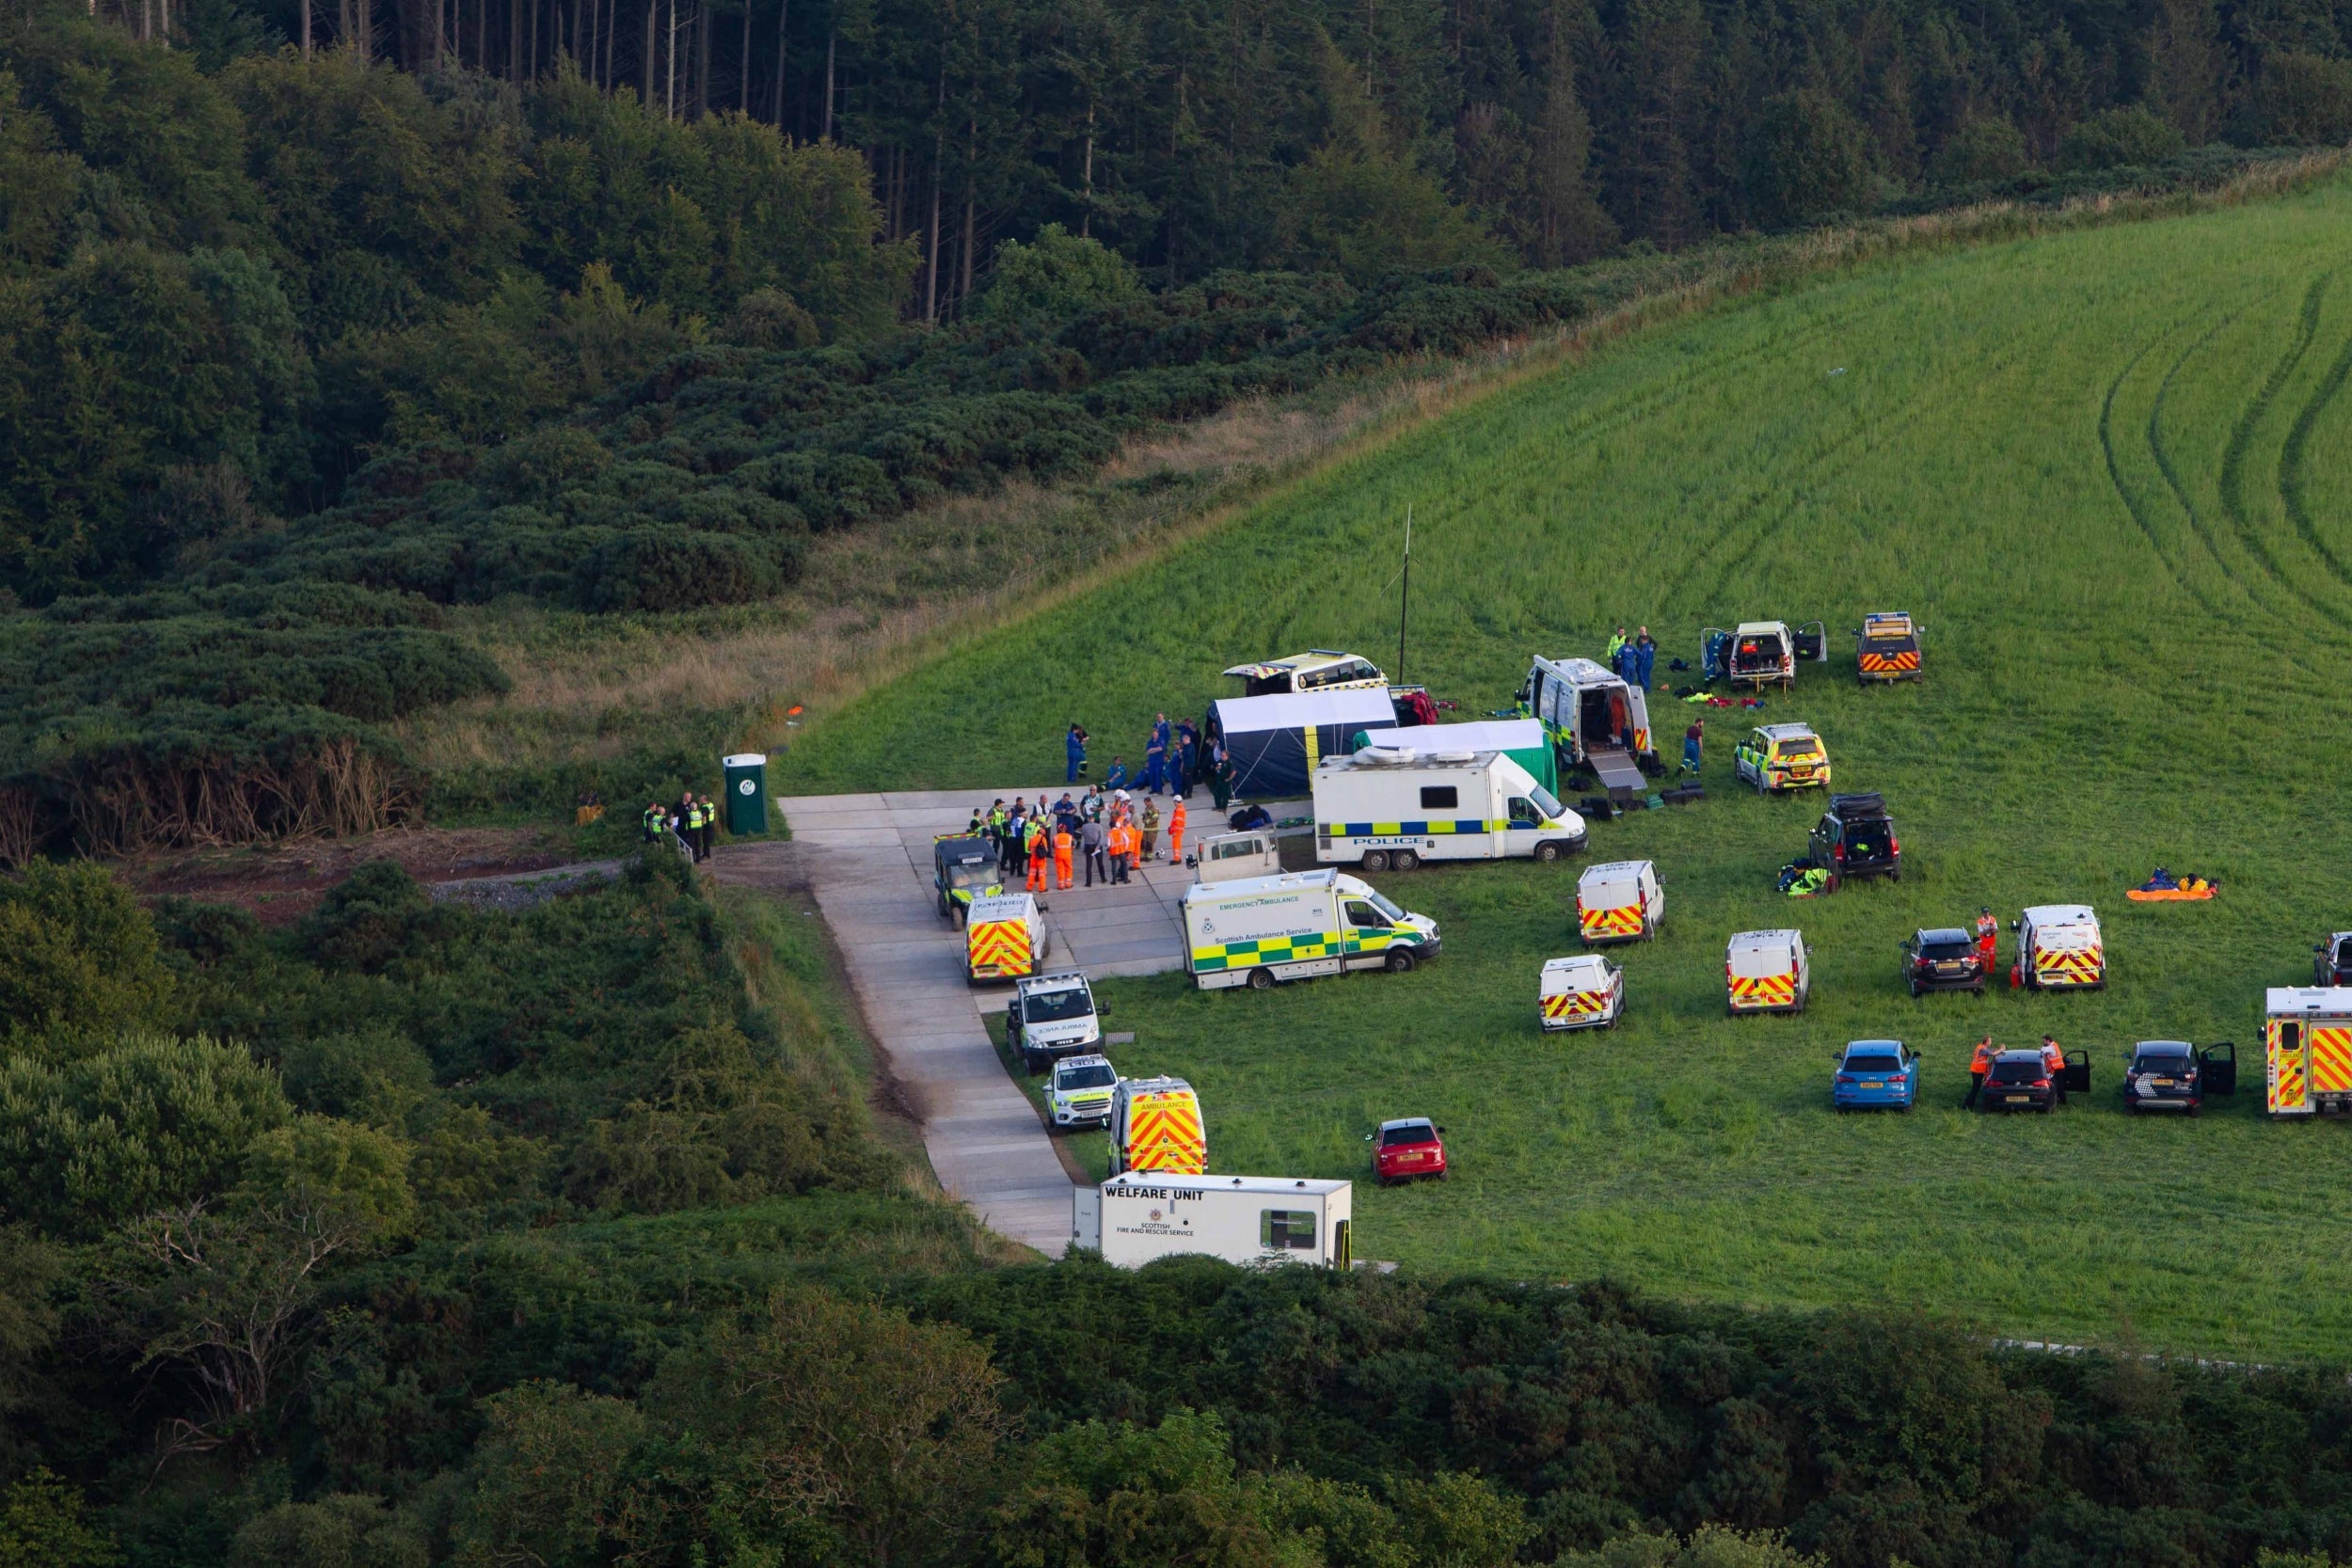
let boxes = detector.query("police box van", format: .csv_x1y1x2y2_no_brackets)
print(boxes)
1312,747,1585,870
1182,870,1439,990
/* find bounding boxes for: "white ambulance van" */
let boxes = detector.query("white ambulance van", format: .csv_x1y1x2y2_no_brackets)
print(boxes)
2014,905,2106,990
1312,747,1585,870
1181,870,1438,990
1072,1173,1353,1269
1726,928,1809,1014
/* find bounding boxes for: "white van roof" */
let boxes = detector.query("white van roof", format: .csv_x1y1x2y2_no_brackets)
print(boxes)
1541,954,1613,987
1327,748,1497,772
2267,987,2352,1015
1183,869,1340,904
2023,904,2097,927
1579,859,1652,886
1736,620,1791,637
1535,655,1622,687
1728,928,1801,948
966,892,1036,922
1104,1171,1349,1197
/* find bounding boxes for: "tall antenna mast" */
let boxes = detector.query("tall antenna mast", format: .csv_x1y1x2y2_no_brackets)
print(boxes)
1397,504,1412,684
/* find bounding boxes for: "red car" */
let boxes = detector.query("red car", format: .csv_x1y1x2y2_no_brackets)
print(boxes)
1370,1117,1448,1185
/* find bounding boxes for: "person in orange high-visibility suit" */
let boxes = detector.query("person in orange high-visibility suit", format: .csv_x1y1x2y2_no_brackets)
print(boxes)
1963,1036,1995,1109
1025,817,1050,892
1168,799,1186,863
1053,825,1075,891
1106,819,1136,883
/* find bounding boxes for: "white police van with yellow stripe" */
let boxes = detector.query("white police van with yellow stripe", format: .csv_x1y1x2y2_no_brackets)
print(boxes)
1182,870,1439,990
1312,746,1586,871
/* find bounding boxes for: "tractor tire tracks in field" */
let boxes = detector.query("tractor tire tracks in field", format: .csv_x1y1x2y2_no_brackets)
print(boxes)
2209,270,2352,633
2278,298,2352,598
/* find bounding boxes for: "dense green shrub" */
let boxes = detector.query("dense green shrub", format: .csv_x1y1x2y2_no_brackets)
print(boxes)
2058,106,2190,171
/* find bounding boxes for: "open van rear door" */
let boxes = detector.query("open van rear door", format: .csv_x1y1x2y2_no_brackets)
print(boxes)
1625,686,1653,757
1701,628,1728,680
2061,1051,2092,1094
2201,1041,2237,1095
1795,621,1828,661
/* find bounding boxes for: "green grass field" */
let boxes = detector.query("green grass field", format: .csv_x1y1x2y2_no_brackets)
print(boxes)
787,178,2352,1358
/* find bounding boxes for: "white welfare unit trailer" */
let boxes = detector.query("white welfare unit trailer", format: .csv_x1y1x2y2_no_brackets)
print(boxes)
1311,747,1585,870
1072,1172,1354,1268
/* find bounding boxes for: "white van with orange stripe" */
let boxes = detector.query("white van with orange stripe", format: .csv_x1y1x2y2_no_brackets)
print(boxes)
2015,905,2106,990
1539,954,1623,1031
965,891,1049,982
1578,860,1661,944
1726,929,1809,1014
2264,989,2352,1117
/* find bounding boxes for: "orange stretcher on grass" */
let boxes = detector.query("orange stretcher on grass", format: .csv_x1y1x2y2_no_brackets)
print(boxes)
2127,869,2218,902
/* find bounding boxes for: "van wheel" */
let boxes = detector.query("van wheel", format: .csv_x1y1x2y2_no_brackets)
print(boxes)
1247,967,1274,991
1385,947,1418,974
1360,850,1390,872
1022,1050,1042,1075
1391,849,1421,871
1534,841,1561,864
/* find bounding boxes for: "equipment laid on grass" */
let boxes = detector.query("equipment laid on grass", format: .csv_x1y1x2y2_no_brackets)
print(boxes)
1368,1117,1447,1184
1313,747,1585,870
1004,970,1103,1073
2121,1040,2234,1114
934,833,1003,919
1207,688,1398,800
1539,954,1624,1031
1832,1040,1918,1111
1224,650,1387,697
1047,1053,1120,1129
1736,723,1832,793
965,891,1049,983
1191,828,1281,883
2127,868,2218,901
1578,860,1662,943
2314,935,2352,988
2012,905,2106,990
1365,719,1556,796
1181,870,1439,990
1901,927,1987,995
1517,656,1658,800
1107,1076,1207,1175
1073,1172,1352,1268
1808,792,1899,884
1853,612,1922,684
1776,860,1832,897
1726,928,1810,1014
1704,621,1825,690
2263,989,2352,1117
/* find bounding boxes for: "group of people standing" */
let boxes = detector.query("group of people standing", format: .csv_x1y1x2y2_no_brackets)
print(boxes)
972,786,1190,891
1066,714,1231,805
1605,626,1659,689
642,792,716,862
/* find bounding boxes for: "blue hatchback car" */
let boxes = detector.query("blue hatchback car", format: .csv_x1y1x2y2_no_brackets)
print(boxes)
1833,1039,1918,1111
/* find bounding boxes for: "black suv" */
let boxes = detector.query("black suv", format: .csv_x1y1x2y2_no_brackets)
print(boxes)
1901,927,1985,995
1808,792,1899,887
2315,933,2352,987
2121,1040,2237,1114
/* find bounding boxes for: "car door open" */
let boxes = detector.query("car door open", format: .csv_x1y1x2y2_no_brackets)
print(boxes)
2061,1051,2092,1094
2201,1041,2237,1095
